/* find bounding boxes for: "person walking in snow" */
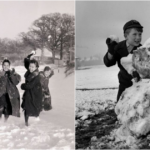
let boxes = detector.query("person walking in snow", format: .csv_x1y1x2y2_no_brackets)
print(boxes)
39,66,54,111
104,20,143,102
21,52,43,126
0,59,21,121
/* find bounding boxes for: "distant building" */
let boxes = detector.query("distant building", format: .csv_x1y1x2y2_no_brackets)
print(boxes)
34,47,74,66
34,48,60,64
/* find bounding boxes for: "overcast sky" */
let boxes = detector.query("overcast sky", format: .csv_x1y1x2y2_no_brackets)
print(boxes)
0,1,74,39
76,1,150,60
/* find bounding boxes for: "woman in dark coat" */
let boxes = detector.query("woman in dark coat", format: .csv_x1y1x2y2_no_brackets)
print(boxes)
21,54,43,126
39,66,54,111
0,59,21,121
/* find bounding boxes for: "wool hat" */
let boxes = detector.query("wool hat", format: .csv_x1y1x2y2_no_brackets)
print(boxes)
123,20,143,33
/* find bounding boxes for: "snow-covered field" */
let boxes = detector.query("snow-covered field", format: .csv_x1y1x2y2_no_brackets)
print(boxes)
0,66,75,149
76,65,119,120
76,65,119,89
76,65,120,149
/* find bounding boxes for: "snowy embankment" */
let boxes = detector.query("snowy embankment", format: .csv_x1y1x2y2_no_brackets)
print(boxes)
0,66,75,149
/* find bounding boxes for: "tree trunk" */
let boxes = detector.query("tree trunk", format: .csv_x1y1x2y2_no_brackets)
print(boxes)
52,50,55,64
41,48,44,63
60,37,63,60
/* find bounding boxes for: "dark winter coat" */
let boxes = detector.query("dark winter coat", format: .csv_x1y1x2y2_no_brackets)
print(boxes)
103,40,142,87
0,70,21,117
39,71,54,96
39,71,54,110
21,69,43,116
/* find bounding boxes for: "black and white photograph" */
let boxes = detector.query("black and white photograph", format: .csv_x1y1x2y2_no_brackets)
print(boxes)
0,1,75,149
76,1,150,149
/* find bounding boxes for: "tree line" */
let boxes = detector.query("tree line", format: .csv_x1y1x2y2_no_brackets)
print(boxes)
0,13,75,64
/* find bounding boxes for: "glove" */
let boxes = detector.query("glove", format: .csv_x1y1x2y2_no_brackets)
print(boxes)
6,70,11,76
8,68,15,77
132,71,141,82
106,38,118,55
11,68,15,74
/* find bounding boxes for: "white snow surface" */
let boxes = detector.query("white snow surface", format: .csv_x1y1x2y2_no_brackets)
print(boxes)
76,65,119,89
0,66,75,149
76,89,117,120
76,65,118,121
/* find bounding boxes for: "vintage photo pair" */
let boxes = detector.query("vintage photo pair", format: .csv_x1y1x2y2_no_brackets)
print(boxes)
1,1,150,150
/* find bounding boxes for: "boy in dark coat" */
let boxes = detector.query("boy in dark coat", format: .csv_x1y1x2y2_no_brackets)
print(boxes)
21,53,43,126
0,59,21,121
39,66,54,111
104,20,143,102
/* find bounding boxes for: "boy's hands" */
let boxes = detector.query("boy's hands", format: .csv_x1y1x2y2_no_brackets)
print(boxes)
11,68,15,74
30,50,36,55
106,38,118,55
27,51,36,59
132,70,141,82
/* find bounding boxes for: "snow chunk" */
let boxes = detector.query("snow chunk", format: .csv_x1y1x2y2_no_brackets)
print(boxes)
132,38,150,78
120,38,150,78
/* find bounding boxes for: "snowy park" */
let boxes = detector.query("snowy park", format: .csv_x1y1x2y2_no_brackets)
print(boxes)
0,66,75,149
0,1,75,149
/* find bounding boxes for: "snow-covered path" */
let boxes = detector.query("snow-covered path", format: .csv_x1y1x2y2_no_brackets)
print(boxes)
0,66,75,149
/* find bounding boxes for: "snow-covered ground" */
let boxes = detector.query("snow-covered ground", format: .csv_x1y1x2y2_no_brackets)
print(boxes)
76,65,119,120
76,90,117,120
76,65,119,89
0,66,75,149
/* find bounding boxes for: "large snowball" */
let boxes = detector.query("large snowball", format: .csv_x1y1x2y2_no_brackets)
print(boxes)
115,80,150,137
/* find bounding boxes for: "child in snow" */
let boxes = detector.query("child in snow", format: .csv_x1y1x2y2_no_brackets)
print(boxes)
39,66,54,111
104,20,143,102
21,52,43,126
0,59,21,121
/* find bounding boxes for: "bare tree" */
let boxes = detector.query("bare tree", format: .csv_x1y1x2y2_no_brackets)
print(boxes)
29,13,74,63
19,13,74,64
